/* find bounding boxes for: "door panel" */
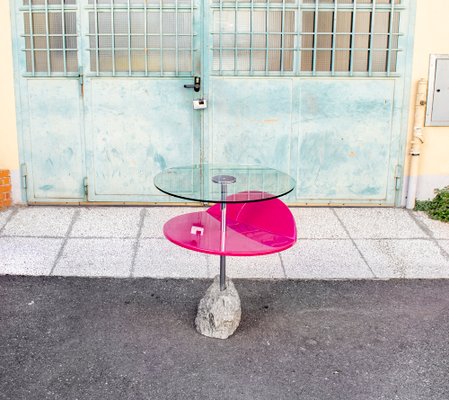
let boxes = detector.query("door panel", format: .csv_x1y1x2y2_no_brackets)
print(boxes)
209,78,293,172
26,79,85,200
297,80,395,201
83,0,201,202
85,78,199,201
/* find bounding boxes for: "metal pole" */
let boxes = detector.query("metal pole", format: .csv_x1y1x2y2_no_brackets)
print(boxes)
220,183,227,291
220,254,226,291
212,174,236,291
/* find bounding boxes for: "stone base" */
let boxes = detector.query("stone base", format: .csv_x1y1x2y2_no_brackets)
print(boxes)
195,276,241,339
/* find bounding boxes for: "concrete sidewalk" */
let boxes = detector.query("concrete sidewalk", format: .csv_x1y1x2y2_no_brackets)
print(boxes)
1,206,449,280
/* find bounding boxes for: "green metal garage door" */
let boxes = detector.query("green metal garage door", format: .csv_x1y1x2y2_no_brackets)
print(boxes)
11,0,414,205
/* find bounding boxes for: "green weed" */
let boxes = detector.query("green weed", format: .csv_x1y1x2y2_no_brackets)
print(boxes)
415,186,449,222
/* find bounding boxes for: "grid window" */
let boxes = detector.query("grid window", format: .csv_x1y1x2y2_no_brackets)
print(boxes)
23,1,78,75
212,10,295,73
87,0,195,76
23,0,76,4
301,6,400,74
212,0,402,76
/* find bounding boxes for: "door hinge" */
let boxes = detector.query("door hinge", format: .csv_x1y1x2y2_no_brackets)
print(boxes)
394,165,402,191
78,67,84,97
21,163,28,190
83,177,89,199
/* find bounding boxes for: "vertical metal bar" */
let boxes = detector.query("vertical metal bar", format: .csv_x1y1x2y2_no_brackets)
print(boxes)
220,185,227,253
220,254,226,291
249,0,253,73
280,0,286,72
190,0,194,75
111,0,116,75
127,0,131,75
294,0,301,74
144,0,148,75
220,182,227,291
159,0,163,75
175,0,179,75
265,0,270,73
331,0,337,75
234,0,238,74
349,0,356,76
44,0,51,74
28,1,35,75
94,0,100,75
386,0,395,76
312,0,319,75
219,0,223,74
61,0,67,74
368,0,376,76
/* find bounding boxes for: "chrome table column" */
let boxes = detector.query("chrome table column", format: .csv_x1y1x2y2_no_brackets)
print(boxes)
212,174,236,291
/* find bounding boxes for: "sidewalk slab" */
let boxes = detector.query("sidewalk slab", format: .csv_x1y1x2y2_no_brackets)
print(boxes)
70,207,142,238
291,207,349,239
355,239,449,279
282,239,374,279
134,238,209,278
414,211,449,239
0,208,13,231
1,206,449,281
0,237,62,275
2,207,74,237
53,238,134,277
334,208,428,239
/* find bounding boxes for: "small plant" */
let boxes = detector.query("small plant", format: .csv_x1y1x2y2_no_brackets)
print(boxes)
415,186,449,222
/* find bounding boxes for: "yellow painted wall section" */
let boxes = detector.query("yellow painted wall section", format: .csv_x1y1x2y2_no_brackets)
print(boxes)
406,0,449,177
0,1,19,170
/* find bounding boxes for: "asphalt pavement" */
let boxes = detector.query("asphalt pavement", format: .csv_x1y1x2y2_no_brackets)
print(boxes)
1,276,448,400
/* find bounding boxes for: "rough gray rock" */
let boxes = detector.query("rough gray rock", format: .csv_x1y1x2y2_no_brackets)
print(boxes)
195,276,241,339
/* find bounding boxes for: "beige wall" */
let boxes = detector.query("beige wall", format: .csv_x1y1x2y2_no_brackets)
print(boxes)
0,1,19,170
405,0,449,199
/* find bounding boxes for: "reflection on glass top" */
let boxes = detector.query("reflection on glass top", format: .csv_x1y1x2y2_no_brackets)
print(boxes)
154,164,296,203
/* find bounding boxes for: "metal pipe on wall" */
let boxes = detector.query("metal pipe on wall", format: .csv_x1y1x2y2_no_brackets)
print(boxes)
406,79,428,210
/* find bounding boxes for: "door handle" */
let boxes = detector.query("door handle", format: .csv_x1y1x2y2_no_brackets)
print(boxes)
184,76,201,92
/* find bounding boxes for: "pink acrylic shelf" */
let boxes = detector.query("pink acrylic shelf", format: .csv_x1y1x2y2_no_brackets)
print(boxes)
163,191,297,256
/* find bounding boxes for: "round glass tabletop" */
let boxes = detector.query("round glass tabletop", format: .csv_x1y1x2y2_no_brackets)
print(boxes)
153,164,296,203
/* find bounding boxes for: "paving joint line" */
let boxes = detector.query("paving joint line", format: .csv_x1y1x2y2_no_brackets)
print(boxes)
278,253,288,278
331,208,377,278
406,210,435,238
50,209,80,276
0,235,436,241
0,208,19,236
296,237,433,241
2,235,73,239
130,208,146,277
407,210,449,261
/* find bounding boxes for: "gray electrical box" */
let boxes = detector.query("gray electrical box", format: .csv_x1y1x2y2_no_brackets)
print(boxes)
426,54,449,126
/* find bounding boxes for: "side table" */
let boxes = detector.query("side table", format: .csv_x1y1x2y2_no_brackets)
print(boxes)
154,164,297,339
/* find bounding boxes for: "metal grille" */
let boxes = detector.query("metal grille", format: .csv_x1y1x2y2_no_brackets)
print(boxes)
22,0,78,76
211,0,403,76
87,0,196,76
